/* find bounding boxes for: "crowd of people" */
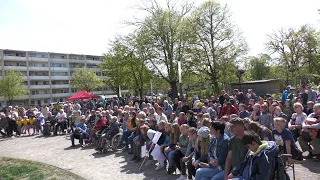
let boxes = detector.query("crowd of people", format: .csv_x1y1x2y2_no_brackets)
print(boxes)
1,85,320,180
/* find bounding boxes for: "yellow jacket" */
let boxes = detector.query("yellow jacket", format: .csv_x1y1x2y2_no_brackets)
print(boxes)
16,120,24,127
29,118,36,125
23,119,30,125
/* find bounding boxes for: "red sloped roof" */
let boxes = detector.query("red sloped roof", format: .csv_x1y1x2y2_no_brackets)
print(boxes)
66,90,100,101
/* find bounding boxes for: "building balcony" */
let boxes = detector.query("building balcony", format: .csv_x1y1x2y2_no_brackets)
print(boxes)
28,57,49,62
87,68,100,72
29,85,51,89
4,66,27,71
51,84,70,89
91,91,103,95
51,93,71,98
28,76,50,80
3,56,27,61
29,66,49,71
30,94,51,99
50,76,70,80
86,60,102,64
50,67,69,71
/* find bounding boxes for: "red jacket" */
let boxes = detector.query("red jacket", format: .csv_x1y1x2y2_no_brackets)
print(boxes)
220,105,238,117
94,119,106,130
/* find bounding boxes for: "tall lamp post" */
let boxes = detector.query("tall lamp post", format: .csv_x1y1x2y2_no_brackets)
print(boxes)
178,61,183,99
236,69,245,91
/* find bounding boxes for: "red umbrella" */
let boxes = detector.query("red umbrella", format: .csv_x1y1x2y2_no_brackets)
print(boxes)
66,90,101,101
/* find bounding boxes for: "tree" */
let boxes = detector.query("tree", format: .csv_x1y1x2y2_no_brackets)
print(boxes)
190,0,248,92
0,70,28,105
101,33,152,98
70,67,103,92
266,25,319,85
247,54,271,80
129,0,194,98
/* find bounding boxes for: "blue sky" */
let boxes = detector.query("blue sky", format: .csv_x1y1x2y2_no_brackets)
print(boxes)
0,0,319,56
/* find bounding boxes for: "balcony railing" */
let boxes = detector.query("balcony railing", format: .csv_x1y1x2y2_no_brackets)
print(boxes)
3,56,27,61
4,66,27,71
51,84,70,89
29,85,51,89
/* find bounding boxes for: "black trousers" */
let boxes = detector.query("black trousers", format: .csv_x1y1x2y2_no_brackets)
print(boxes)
187,159,195,179
7,120,20,136
54,122,66,135
173,150,186,175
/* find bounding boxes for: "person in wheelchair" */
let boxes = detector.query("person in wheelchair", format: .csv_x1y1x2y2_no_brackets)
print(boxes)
88,114,107,143
227,131,278,180
95,116,119,152
70,117,87,147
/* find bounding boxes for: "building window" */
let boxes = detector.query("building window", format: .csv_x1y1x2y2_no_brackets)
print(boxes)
30,100,35,105
37,100,41,106
43,81,47,85
44,99,48,104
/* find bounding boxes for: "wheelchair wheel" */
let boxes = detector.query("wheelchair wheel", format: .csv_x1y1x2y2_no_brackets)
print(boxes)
111,133,125,150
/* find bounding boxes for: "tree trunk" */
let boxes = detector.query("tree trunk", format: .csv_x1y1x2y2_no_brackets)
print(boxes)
139,89,143,99
170,82,178,99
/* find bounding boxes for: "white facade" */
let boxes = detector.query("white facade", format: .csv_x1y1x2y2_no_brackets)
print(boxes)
0,49,122,108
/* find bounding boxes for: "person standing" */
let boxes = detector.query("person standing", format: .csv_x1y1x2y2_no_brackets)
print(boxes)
306,84,317,102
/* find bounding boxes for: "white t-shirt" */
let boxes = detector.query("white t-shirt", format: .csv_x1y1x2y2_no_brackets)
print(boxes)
156,113,168,123
56,112,67,123
290,112,307,125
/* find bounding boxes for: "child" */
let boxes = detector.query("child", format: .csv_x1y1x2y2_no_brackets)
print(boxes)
191,127,211,178
164,123,180,174
239,104,250,119
288,102,307,141
272,117,303,160
259,105,272,129
29,115,36,135
22,116,29,135
173,124,189,180
227,131,278,180
16,117,24,136
35,112,45,135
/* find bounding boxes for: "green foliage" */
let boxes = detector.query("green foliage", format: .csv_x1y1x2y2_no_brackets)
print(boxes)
0,70,28,105
189,0,248,93
70,67,103,92
246,54,271,80
266,25,320,85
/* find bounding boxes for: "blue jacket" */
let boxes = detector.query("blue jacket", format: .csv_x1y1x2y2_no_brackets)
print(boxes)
282,90,290,104
76,123,87,133
232,141,278,180
208,134,230,170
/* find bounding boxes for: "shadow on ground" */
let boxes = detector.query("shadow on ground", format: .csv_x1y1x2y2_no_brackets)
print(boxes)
114,151,179,180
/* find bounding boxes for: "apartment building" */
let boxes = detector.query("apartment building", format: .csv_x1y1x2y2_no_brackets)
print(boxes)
0,49,119,108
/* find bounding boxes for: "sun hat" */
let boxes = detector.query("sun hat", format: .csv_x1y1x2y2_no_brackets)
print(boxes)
197,126,210,138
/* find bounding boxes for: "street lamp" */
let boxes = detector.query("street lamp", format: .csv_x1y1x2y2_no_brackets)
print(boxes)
178,61,183,99
236,69,245,91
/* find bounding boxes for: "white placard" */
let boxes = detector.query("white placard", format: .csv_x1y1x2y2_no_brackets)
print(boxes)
141,144,147,158
152,131,162,144
151,144,165,163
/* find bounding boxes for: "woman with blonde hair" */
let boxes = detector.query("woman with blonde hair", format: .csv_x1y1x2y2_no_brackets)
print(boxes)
192,127,211,171
164,123,181,174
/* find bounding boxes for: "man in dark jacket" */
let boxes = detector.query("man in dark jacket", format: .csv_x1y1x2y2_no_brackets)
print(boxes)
227,131,278,180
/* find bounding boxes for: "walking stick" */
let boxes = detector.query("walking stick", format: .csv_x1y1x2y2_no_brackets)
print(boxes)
139,143,154,171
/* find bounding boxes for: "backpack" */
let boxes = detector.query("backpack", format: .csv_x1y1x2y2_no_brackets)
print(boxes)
304,118,320,139
270,153,291,180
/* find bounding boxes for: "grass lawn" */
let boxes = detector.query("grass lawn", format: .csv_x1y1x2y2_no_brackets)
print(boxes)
0,157,85,180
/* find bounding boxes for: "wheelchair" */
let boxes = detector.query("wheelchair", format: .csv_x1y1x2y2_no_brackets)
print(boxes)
100,129,124,153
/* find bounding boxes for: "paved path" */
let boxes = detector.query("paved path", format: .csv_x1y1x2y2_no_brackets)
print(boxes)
0,135,320,180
